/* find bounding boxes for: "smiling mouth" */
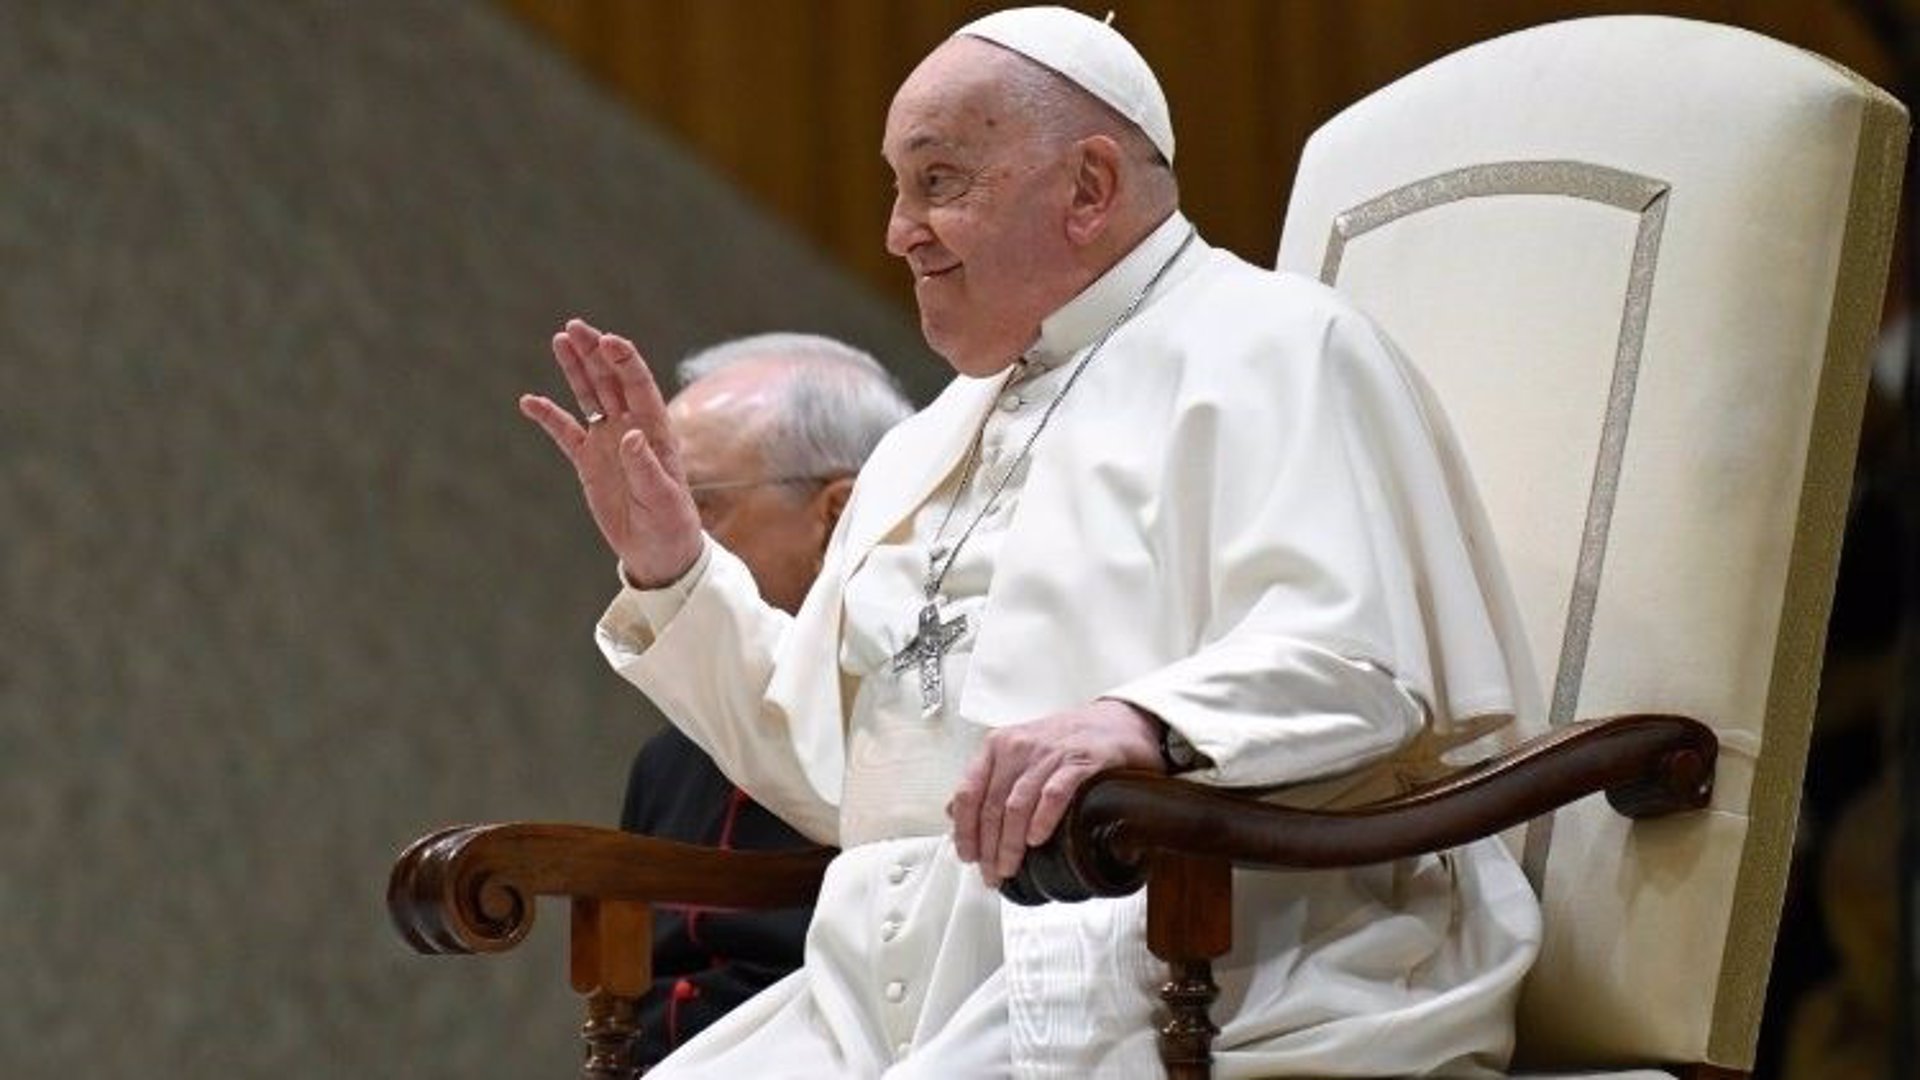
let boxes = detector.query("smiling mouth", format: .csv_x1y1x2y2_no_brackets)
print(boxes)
917,263,960,281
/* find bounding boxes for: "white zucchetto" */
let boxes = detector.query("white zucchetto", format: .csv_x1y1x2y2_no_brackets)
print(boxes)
954,6,1175,164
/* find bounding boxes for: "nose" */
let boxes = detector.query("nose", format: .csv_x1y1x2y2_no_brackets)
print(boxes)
885,193,929,259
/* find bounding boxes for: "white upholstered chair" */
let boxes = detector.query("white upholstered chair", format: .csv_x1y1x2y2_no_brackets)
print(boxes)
389,15,1905,1079
1267,14,1904,1077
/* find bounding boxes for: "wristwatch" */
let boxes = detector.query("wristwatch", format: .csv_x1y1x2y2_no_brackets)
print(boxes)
1159,722,1206,773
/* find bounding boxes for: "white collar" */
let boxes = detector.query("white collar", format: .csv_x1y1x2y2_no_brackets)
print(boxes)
1027,211,1196,365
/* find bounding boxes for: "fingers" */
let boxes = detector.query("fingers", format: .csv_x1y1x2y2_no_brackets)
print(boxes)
550,325,603,421
617,430,705,585
549,321,678,472
950,752,991,866
518,394,586,461
564,318,603,358
583,334,631,423
952,730,1062,887
947,704,1162,887
1025,769,1084,849
992,769,1047,881
600,334,679,476
552,318,646,425
991,757,1094,881
974,749,1017,883
618,428,674,502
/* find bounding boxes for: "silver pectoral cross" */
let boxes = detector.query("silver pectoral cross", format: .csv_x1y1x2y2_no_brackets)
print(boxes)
890,599,968,714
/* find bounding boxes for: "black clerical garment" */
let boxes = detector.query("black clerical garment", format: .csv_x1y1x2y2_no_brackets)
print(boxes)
619,725,820,1067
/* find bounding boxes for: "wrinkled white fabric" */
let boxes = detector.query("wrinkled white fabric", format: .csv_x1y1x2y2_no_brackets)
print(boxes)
599,214,1542,1076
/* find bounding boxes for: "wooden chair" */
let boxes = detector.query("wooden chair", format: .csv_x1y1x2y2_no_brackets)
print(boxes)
388,16,1905,1079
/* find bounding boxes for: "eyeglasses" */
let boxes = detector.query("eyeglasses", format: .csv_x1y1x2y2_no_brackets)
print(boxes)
686,473,841,495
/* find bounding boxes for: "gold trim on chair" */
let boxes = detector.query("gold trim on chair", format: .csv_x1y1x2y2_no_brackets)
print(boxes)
1706,85,1908,1068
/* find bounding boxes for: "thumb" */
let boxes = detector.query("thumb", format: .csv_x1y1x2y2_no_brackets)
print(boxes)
619,429,675,501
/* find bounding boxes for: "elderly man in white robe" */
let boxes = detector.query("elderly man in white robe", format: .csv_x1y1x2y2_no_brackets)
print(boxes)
519,6,1543,1077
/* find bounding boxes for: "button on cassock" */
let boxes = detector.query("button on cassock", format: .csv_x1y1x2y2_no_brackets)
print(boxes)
884,979,907,1003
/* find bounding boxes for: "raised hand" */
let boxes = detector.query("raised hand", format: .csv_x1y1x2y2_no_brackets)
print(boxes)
947,699,1165,888
519,318,704,588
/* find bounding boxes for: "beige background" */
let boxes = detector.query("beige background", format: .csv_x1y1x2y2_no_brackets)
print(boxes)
0,2,923,1076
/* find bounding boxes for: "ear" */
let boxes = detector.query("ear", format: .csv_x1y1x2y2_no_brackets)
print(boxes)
812,475,856,544
1064,134,1124,246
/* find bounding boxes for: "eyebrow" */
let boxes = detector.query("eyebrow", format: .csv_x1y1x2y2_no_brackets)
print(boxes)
885,129,965,161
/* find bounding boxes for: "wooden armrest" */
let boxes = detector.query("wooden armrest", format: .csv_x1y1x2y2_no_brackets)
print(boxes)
1005,713,1715,905
388,822,836,956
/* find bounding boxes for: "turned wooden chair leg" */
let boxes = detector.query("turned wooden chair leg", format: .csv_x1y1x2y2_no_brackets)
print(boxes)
1146,852,1233,1080
572,897,651,1080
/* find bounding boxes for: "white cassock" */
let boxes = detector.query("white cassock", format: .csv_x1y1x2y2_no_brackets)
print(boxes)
599,213,1545,1078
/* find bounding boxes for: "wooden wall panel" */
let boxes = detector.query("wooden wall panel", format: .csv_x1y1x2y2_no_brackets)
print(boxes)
502,0,1898,313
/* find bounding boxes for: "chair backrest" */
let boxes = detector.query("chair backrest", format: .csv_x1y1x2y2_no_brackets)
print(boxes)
1274,16,1905,1072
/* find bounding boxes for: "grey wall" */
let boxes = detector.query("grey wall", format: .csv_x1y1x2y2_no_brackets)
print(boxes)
0,3,929,1076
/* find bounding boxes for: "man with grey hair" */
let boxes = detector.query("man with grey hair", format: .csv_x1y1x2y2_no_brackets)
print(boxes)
614,333,912,1068
523,6,1539,1076
664,332,914,613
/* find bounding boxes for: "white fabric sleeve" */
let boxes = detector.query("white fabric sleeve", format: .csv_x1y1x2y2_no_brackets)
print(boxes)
595,540,841,844
1104,298,1512,790
1106,641,1424,788
607,538,714,647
